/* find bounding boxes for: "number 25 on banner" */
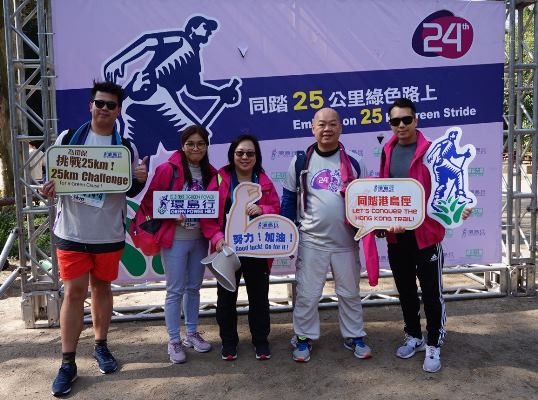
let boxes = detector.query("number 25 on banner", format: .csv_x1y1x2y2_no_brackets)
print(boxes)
345,179,425,240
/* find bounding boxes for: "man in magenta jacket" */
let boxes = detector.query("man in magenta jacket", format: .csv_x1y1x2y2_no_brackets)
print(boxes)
379,98,471,373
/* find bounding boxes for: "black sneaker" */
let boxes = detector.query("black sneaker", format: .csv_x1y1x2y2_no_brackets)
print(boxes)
51,363,77,397
221,344,238,361
93,345,118,374
255,343,271,360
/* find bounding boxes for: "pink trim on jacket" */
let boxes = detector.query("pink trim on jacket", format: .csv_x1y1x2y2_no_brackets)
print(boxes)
199,167,280,270
139,151,216,249
380,129,445,249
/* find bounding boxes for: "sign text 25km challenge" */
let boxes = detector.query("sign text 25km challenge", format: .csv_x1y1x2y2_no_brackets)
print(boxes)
46,146,132,194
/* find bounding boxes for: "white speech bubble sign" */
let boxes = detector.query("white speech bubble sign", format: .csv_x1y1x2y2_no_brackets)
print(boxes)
345,178,425,240
224,182,298,258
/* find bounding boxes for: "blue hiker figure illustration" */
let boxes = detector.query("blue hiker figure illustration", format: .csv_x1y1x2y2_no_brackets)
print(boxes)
425,128,475,212
103,15,242,157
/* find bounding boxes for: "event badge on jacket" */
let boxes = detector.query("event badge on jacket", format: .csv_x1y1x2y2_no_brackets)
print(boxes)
346,179,426,240
423,127,477,228
225,182,298,258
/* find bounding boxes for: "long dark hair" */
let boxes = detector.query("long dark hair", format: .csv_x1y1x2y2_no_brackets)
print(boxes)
180,125,213,188
225,133,264,175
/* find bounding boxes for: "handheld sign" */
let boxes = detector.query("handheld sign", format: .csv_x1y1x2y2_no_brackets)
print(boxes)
46,145,131,194
225,182,298,258
152,191,219,219
346,178,425,240
423,127,477,228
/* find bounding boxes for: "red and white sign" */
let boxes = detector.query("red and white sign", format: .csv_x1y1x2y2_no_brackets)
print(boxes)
346,178,425,240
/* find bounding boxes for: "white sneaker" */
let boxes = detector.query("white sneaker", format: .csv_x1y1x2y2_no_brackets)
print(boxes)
396,335,426,359
423,345,441,373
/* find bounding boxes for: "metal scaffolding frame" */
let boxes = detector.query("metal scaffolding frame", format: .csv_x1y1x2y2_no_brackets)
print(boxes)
1,0,535,327
504,0,538,295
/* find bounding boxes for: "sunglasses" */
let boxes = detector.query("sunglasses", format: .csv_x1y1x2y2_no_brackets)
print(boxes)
389,116,414,127
235,150,256,158
92,99,118,110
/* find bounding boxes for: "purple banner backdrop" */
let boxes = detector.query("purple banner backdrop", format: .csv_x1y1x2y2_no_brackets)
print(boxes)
51,0,504,282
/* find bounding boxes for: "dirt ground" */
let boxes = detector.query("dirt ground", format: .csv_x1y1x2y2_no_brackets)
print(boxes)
1,276,537,400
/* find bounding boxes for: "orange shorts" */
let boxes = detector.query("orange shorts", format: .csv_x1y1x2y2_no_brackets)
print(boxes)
57,249,123,281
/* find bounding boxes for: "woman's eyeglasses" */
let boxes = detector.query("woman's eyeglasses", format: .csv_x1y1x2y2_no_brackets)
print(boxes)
184,142,207,150
235,150,256,158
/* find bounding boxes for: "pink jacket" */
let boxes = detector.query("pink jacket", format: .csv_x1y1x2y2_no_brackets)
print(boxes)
139,151,216,249
199,167,280,269
379,129,445,249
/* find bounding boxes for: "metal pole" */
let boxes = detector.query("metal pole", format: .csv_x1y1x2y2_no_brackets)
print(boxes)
506,0,516,266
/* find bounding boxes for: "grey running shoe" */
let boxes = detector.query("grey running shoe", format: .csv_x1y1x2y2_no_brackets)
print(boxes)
291,335,312,363
343,337,372,359
168,340,187,364
183,331,212,353
396,335,426,359
423,345,442,373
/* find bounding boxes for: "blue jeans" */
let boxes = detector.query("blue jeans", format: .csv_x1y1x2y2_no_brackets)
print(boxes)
161,238,208,341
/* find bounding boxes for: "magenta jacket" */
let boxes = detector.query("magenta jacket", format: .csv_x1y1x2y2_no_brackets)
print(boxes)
379,129,445,249
139,151,217,249
199,167,280,269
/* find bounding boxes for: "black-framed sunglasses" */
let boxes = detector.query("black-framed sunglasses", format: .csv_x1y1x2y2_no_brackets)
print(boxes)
389,116,414,127
235,150,256,158
92,99,118,110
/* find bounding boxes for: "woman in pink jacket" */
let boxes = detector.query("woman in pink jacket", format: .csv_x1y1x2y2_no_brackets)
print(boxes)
139,125,216,364
200,134,280,361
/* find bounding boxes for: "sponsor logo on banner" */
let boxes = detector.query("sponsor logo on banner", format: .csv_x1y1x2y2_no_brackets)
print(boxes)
471,207,484,217
471,189,486,197
461,228,486,238
270,149,297,160
413,10,474,59
469,167,485,176
466,248,484,258
270,172,287,183
424,127,477,228
102,15,242,155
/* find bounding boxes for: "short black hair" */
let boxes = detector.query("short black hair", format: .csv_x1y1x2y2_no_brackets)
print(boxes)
388,98,416,117
91,80,124,106
226,133,264,174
